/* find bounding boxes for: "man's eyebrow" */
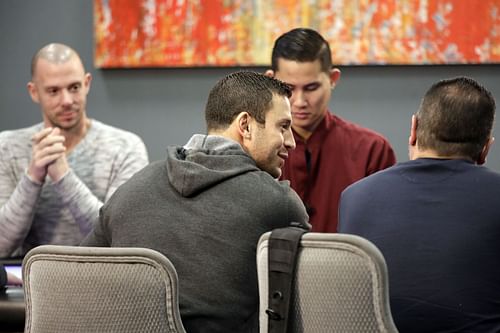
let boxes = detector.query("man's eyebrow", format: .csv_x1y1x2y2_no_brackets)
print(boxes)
286,81,321,89
304,81,321,87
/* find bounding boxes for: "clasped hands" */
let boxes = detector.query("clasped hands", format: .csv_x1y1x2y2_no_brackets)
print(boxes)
28,127,69,183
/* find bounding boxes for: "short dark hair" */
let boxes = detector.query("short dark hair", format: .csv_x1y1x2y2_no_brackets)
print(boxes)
271,28,332,73
205,71,291,132
416,76,496,160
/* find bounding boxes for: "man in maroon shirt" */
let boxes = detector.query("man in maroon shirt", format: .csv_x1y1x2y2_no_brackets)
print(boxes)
266,28,396,232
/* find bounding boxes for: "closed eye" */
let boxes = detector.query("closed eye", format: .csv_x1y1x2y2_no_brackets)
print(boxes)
304,83,320,91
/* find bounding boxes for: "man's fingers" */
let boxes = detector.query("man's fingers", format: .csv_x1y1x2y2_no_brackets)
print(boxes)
32,127,65,147
29,127,67,182
31,127,54,143
33,143,66,164
32,133,65,155
38,134,65,148
35,143,66,158
33,151,66,169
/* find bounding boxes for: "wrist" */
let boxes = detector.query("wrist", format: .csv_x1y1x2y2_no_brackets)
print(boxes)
49,167,70,183
26,167,45,185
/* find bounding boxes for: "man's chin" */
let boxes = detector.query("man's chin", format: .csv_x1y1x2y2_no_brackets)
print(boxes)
55,123,77,131
269,168,281,179
291,118,313,130
53,118,82,131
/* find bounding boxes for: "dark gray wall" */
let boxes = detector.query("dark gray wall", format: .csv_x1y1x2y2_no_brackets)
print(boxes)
1,0,499,171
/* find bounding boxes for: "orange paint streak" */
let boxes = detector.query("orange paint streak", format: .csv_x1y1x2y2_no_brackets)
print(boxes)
94,0,500,67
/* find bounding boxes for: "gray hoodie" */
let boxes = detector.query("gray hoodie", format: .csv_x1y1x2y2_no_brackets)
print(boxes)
83,134,309,332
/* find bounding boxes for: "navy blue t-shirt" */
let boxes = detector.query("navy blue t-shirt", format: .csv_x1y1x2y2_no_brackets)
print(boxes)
339,158,500,333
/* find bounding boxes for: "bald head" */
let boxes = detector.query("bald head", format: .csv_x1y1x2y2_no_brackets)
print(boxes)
31,43,84,78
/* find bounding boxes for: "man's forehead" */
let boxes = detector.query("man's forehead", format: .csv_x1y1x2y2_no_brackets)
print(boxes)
266,95,291,119
40,78,82,88
276,58,322,72
34,54,84,76
274,60,326,86
34,57,84,78
34,69,85,88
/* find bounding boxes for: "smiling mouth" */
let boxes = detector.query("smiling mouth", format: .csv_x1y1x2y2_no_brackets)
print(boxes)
59,110,76,117
278,153,288,160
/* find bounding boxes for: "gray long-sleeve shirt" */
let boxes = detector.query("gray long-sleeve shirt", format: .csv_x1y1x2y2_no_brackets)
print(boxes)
0,119,148,257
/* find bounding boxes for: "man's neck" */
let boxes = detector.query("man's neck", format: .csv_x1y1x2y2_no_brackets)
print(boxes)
411,148,474,163
292,112,327,142
293,126,314,141
61,118,91,152
208,128,241,145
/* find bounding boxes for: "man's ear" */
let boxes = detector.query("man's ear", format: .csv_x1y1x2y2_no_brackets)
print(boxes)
27,81,40,103
84,73,92,94
236,112,252,140
264,69,274,78
329,68,341,88
409,114,418,146
477,136,494,165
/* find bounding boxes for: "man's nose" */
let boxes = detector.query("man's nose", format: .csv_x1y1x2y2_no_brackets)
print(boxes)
284,128,296,150
60,89,73,105
292,90,307,108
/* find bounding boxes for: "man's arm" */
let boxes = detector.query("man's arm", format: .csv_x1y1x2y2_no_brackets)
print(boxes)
367,138,396,176
284,183,311,230
80,204,112,247
0,128,64,257
101,136,149,202
0,172,44,257
337,185,363,233
53,136,148,236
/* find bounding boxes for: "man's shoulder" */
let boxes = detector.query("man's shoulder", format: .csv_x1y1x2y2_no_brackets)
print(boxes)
329,113,390,144
244,175,308,224
125,159,163,182
465,163,500,183
104,159,165,201
0,124,42,157
242,169,290,192
0,124,41,142
237,170,302,205
343,162,400,194
89,119,144,144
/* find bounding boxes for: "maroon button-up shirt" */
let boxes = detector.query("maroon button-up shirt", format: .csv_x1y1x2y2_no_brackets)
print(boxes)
281,112,396,232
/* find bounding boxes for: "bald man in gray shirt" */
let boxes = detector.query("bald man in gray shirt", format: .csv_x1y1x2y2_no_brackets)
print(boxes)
0,43,148,257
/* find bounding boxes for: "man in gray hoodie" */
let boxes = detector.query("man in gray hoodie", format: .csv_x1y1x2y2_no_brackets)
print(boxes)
82,71,310,332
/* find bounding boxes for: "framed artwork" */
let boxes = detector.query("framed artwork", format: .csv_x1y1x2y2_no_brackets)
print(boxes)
94,0,500,68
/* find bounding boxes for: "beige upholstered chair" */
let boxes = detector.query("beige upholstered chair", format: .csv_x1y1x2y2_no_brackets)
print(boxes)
22,245,186,333
257,232,398,333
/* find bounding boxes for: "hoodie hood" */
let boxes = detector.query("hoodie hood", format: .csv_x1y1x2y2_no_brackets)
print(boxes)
166,134,259,197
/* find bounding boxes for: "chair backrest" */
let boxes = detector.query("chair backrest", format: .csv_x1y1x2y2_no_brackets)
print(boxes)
257,232,398,333
22,245,186,333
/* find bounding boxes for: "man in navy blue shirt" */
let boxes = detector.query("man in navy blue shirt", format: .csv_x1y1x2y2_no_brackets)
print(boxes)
338,77,499,333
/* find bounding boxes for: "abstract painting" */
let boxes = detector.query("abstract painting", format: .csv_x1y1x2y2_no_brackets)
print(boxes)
94,0,500,68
